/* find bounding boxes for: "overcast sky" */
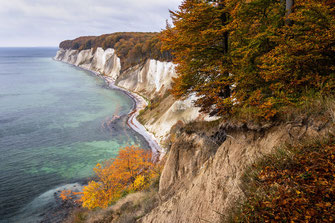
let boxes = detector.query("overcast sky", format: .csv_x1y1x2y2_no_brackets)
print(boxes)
0,0,182,47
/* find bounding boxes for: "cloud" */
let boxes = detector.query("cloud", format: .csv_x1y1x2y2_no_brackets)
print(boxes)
0,0,182,47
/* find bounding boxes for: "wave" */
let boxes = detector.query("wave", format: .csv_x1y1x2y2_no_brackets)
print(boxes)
9,183,83,223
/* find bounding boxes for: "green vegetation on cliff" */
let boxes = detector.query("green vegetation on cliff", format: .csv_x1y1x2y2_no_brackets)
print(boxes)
59,32,172,71
161,0,335,121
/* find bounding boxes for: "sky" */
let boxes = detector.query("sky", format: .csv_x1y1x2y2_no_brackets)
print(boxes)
0,0,182,47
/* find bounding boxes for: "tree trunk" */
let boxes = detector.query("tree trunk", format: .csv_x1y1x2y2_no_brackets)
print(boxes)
286,0,294,15
286,0,294,24
218,1,229,54
218,1,230,98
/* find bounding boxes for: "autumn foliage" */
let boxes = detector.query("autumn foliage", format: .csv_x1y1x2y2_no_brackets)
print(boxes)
161,0,335,120
59,32,172,71
234,138,335,222
60,146,160,210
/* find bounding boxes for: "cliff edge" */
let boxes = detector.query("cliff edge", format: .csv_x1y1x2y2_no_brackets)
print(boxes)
54,44,214,149
56,33,335,223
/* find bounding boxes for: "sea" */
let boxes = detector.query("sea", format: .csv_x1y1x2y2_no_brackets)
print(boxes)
0,47,149,222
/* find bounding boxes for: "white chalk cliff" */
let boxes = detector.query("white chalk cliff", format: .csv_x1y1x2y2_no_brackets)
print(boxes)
54,46,335,223
55,47,121,81
116,59,176,100
54,47,213,146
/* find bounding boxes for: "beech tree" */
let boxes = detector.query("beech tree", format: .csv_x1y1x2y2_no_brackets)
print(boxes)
160,0,235,116
162,0,335,120
228,0,287,119
259,0,335,106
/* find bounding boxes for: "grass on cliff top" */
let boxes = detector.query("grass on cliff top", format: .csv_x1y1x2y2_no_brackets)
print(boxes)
231,136,335,222
224,95,335,127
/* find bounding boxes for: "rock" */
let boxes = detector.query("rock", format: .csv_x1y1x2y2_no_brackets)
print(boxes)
54,47,121,81
116,59,176,100
140,121,332,223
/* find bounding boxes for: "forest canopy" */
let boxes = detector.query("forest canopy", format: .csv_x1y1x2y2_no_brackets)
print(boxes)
59,32,172,71
161,0,335,120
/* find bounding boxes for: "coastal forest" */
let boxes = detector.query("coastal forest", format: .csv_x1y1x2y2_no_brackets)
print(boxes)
59,0,335,222
60,0,335,122
161,0,335,121
59,32,172,71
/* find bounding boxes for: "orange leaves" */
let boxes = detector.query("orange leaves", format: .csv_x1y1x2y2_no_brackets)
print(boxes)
162,0,335,121
60,146,159,210
60,190,73,201
59,189,82,207
236,139,335,222
258,0,335,103
80,146,158,210
160,0,233,113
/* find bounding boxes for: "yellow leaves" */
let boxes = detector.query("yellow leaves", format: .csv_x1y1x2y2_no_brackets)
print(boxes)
133,175,146,191
164,0,335,122
81,181,107,209
319,180,329,186
79,146,158,210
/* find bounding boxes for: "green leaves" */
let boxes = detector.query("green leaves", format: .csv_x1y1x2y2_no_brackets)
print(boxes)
162,0,335,121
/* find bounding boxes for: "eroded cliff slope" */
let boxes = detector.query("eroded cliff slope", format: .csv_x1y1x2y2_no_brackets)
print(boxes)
141,117,334,222
55,36,335,223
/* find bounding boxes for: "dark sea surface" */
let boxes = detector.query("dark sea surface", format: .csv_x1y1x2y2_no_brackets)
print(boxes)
0,48,148,222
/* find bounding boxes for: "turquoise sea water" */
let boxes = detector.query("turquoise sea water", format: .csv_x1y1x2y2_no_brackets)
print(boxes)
0,48,148,222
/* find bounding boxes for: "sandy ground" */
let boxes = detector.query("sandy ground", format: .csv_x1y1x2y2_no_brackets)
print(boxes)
104,77,163,160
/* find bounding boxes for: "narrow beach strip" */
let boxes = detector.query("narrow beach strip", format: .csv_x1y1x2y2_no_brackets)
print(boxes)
53,58,163,159
104,77,163,160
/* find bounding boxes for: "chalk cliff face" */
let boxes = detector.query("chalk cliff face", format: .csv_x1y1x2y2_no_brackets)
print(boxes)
54,48,211,146
55,45,335,223
55,47,121,81
54,48,175,98
139,94,218,144
116,59,176,100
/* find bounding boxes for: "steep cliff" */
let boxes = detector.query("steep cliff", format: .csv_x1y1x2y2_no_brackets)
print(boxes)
55,37,335,223
141,117,334,222
55,47,121,81
54,47,212,148
138,94,218,145
115,59,176,100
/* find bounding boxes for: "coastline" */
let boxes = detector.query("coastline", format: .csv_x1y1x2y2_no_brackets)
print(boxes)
104,77,163,159
53,58,163,159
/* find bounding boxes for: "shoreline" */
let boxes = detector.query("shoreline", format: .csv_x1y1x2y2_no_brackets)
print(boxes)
53,58,163,159
103,77,162,159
